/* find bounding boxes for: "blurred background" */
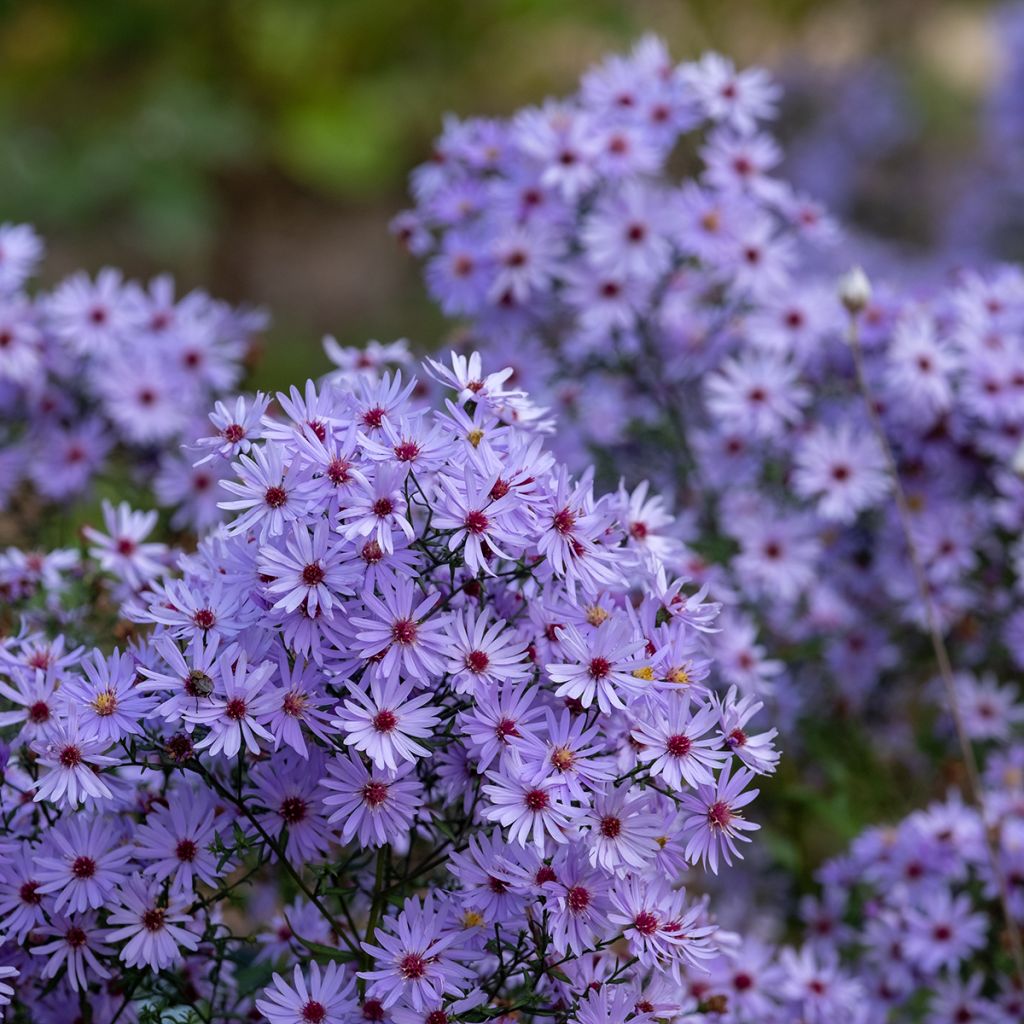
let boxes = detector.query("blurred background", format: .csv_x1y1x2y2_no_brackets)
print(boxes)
0,0,1010,387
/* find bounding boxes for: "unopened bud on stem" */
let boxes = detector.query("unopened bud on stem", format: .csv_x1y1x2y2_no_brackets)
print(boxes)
839,266,872,315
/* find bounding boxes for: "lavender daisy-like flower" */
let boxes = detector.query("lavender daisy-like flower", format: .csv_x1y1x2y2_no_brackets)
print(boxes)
195,393,270,464
0,965,17,1017
903,888,988,974
632,698,727,790
188,648,277,758
29,911,113,992
337,462,416,555
258,520,356,616
432,463,522,574
32,708,117,808
59,647,154,743
444,608,531,694
333,676,440,771
321,751,424,848
219,443,317,539
266,654,336,758
482,751,580,849
350,579,449,683
547,617,650,714
792,422,889,523
256,961,357,1024
458,681,544,771
608,875,718,975
133,788,222,893
582,784,662,876
0,222,43,291
105,876,200,970
83,500,168,589
35,814,133,912
360,893,475,1010
679,763,760,873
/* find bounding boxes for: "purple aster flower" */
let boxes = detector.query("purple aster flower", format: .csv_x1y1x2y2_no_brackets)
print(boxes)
0,845,49,943
713,686,780,774
482,750,581,849
350,579,449,683
34,815,132,914
82,501,168,589
337,463,415,556
321,751,424,848
792,422,890,523
679,763,760,873
219,443,317,540
31,708,117,808
547,618,649,714
608,876,718,976
195,392,270,464
29,911,113,992
59,647,154,743
47,268,141,357
105,876,200,970
432,463,523,575
0,222,44,292
547,848,610,955
133,788,222,893
903,888,988,974
252,749,334,864
265,654,336,758
360,893,475,1010
333,676,440,771
516,708,615,800
258,520,356,616
632,698,727,790
581,784,662,876
256,961,357,1024
572,985,654,1024
188,647,277,758
457,681,544,771
443,608,531,694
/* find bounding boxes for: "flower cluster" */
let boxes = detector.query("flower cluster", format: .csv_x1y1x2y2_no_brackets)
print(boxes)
0,224,264,529
0,348,778,1021
398,37,1024,750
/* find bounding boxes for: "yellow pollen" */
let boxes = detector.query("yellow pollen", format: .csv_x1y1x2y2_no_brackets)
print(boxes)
656,835,669,849
586,605,610,626
92,690,118,717
550,746,576,771
462,910,484,928
665,667,691,685
467,429,485,448
631,666,655,681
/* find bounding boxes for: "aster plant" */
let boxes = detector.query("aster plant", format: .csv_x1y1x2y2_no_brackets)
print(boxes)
0,346,778,1023
0,224,265,538
397,36,1024,764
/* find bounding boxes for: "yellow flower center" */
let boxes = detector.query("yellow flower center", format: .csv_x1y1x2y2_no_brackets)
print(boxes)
462,910,484,928
467,429,485,448
586,605,610,626
631,666,655,681
92,690,118,717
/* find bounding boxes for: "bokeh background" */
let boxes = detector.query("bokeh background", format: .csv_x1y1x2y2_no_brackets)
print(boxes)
0,0,1006,389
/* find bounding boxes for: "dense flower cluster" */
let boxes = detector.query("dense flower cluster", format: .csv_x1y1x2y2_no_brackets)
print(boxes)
0,347,782,1021
0,224,263,527
398,37,1024,746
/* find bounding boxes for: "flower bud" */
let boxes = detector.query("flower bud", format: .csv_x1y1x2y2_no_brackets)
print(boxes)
838,266,872,315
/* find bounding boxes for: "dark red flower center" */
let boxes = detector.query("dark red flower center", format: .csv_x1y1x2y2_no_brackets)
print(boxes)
142,907,165,932
666,734,692,758
301,1001,326,1024
372,497,394,517
59,745,83,768
362,781,389,807
399,953,427,979
465,510,489,534
391,619,417,645
280,796,308,825
566,885,591,912
72,856,96,879
264,486,287,508
373,709,398,733
465,650,490,673
302,562,325,586
600,816,622,839
225,697,247,720
176,839,198,862
524,789,549,811
707,800,732,829
634,911,659,935
28,700,51,724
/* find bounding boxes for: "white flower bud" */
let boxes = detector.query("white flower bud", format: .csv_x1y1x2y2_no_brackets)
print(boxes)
838,266,872,315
